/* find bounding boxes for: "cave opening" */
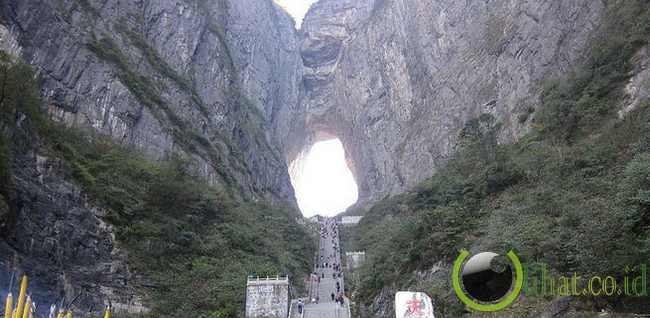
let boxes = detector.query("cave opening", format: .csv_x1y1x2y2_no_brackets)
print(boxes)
289,137,359,218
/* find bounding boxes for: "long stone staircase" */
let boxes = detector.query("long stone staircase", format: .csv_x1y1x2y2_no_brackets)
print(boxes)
291,218,350,318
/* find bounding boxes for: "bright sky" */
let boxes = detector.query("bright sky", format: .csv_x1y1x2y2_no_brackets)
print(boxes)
290,139,359,217
274,0,319,28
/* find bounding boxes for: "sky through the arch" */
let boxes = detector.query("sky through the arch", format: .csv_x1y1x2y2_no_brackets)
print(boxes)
274,0,318,28
290,139,359,217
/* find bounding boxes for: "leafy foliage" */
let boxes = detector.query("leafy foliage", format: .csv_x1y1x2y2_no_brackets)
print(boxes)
50,107,311,318
0,53,45,229
535,0,650,142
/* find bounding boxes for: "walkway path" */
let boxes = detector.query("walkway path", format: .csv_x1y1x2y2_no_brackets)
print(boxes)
292,218,349,318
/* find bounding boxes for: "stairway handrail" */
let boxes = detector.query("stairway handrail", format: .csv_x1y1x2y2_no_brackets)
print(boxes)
287,300,293,318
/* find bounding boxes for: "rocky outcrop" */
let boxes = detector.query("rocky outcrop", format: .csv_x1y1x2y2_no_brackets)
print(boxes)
536,297,572,318
226,1,305,153
0,24,20,57
620,45,650,117
297,0,605,206
0,138,140,315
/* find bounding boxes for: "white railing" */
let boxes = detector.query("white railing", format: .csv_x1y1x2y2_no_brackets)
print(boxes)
346,297,351,318
287,300,293,318
247,275,289,282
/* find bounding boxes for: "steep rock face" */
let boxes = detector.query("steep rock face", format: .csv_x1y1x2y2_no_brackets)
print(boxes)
0,136,140,314
226,1,305,153
0,0,303,313
0,0,301,204
0,0,636,315
299,0,604,205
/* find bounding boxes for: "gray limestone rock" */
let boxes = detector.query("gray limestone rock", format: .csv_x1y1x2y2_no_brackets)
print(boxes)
2,0,648,316
297,0,605,206
0,0,303,314
0,0,301,205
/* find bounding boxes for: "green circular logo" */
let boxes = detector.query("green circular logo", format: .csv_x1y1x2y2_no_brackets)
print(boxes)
451,249,524,312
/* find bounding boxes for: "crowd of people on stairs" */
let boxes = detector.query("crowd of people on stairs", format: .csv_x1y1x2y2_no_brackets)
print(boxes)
295,217,349,318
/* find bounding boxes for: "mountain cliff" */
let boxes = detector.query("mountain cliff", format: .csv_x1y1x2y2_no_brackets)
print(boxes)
297,0,605,206
0,0,312,315
2,0,302,204
329,1,650,317
0,0,648,317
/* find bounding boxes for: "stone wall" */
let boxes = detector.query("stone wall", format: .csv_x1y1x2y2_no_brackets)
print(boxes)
245,277,290,318
340,216,363,226
345,252,366,270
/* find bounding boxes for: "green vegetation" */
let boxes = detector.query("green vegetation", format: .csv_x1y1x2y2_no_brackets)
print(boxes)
60,134,311,317
0,53,314,317
85,25,279,196
536,0,650,142
0,52,44,222
86,35,168,120
350,1,650,316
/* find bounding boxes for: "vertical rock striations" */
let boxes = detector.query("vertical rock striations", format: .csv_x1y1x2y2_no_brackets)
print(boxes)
1,0,643,315
0,0,304,313
0,0,302,204
298,0,604,206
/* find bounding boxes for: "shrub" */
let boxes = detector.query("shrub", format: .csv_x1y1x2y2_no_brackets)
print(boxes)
535,0,650,142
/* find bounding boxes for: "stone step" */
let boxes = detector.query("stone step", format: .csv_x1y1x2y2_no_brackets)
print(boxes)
290,219,348,318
